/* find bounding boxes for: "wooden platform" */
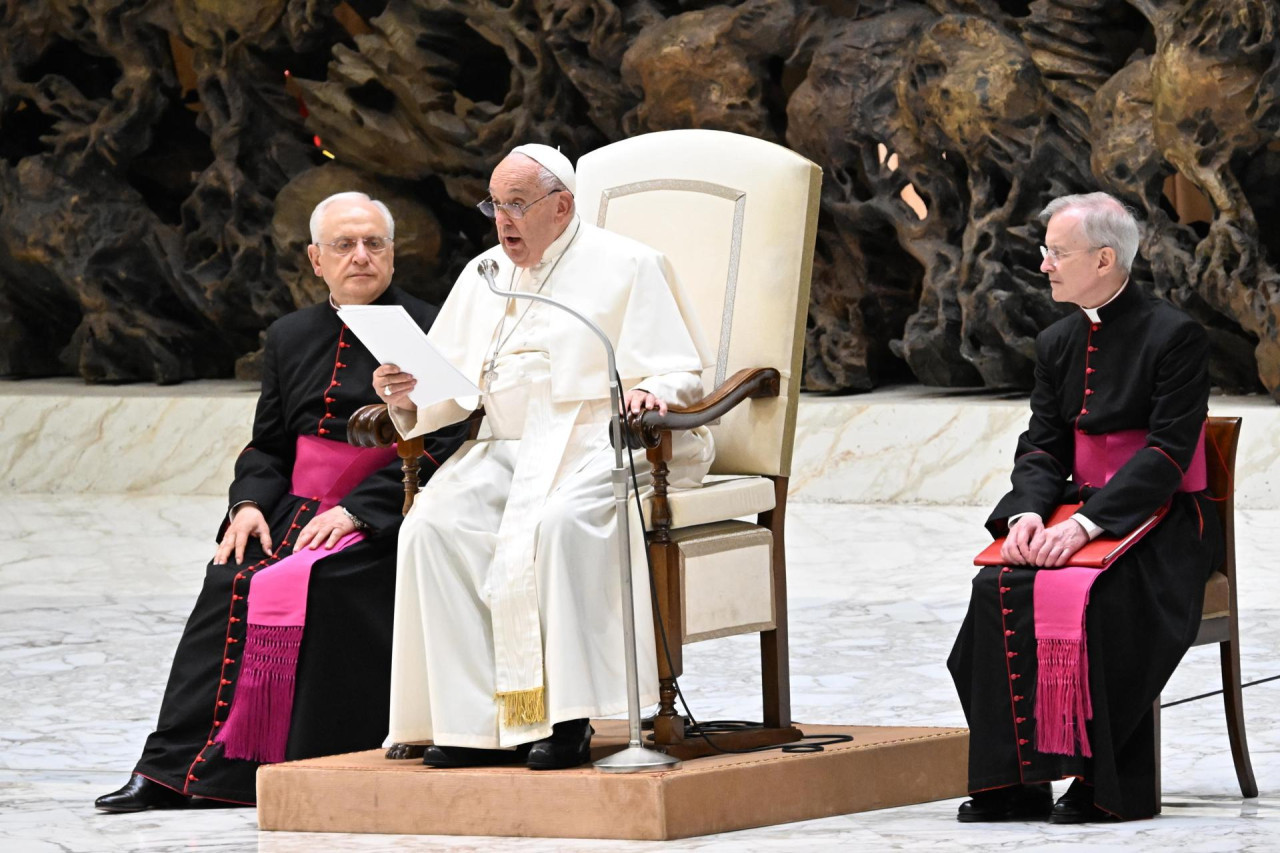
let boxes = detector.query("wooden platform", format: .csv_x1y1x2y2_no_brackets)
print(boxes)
256,721,968,840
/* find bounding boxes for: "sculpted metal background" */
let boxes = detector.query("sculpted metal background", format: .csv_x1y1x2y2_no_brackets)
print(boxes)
1,0,1276,398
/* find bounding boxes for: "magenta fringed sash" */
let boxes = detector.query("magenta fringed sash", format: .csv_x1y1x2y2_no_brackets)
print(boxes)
215,434,395,763
1032,426,1206,757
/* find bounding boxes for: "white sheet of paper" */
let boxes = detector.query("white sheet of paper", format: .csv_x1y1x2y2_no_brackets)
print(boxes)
336,304,480,408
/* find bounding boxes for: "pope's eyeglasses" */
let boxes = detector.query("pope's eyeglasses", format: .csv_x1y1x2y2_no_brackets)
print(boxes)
477,189,562,221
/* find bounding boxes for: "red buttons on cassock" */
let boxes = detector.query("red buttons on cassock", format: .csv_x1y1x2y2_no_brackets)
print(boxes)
224,658,235,665
218,701,228,707
1014,695,1024,701
1022,760,1031,766
1010,673,1021,680
1001,567,1012,574
1000,586,1011,593
1086,367,1095,374
1016,717,1026,724
1002,608,1013,615
1007,651,1018,659
1019,738,1029,745
1005,629,1015,636
1085,389,1093,396
318,428,329,435
221,678,231,685
1088,346,1098,352
1090,324,1099,332
1080,408,1089,415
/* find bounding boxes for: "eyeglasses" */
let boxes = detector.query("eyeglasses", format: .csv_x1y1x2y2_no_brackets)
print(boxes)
1040,245,1100,265
476,189,562,221
315,236,393,255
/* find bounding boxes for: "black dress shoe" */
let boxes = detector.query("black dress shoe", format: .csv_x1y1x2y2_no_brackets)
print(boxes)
1049,780,1113,824
95,774,190,813
957,782,1053,822
526,718,593,771
421,744,528,768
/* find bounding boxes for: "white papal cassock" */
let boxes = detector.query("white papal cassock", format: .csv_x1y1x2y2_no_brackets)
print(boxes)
386,215,714,749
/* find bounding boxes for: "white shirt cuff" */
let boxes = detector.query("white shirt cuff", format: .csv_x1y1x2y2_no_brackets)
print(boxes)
1071,512,1103,541
228,500,257,523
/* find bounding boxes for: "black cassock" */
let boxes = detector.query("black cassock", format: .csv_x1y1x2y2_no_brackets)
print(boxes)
134,286,466,804
948,281,1223,820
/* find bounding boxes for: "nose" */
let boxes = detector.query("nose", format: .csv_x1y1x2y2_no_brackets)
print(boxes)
351,239,371,262
1040,254,1055,274
494,206,517,228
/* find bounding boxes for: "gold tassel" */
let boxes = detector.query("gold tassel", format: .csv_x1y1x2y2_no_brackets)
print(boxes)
496,686,546,727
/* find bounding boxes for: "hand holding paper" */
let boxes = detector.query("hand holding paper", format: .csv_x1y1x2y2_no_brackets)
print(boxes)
337,305,480,409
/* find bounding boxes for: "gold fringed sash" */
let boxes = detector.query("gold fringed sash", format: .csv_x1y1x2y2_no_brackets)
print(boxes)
497,686,547,728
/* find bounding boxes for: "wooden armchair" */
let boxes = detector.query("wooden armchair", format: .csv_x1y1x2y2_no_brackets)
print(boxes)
352,129,822,758
1154,415,1257,806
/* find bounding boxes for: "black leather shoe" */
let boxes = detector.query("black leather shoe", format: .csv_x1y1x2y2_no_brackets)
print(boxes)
95,774,190,813
421,744,528,768
957,783,1053,822
526,718,593,771
1049,780,1112,824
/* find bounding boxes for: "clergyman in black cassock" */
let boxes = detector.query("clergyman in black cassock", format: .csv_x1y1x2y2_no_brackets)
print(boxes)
96,193,466,811
948,193,1222,823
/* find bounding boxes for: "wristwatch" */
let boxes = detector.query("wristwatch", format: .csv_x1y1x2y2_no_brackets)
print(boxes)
340,505,368,530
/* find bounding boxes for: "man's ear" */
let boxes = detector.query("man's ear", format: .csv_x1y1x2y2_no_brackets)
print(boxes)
556,191,575,222
1096,246,1116,276
307,244,323,275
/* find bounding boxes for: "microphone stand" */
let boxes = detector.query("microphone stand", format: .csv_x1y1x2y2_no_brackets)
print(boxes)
477,258,680,774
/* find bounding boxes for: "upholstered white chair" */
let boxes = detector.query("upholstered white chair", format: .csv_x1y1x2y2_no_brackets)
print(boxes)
575,129,822,754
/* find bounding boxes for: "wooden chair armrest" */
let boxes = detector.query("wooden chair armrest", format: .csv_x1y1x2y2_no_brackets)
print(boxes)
349,404,397,448
625,367,780,448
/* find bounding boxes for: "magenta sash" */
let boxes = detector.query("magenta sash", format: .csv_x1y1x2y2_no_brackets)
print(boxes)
215,435,396,763
1033,425,1206,756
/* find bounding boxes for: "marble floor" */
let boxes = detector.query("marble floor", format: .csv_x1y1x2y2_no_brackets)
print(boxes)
1,495,1277,852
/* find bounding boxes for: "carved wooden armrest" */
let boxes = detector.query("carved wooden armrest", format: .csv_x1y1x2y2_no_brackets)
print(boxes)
624,367,780,449
347,404,485,515
349,404,397,447
625,367,780,540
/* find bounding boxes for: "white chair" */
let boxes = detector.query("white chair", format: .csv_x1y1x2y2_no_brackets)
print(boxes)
575,129,822,754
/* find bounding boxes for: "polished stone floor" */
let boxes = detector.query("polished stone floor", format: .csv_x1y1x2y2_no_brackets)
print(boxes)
2,495,1277,851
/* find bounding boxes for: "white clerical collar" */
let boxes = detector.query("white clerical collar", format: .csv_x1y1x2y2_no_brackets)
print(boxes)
534,214,580,269
1082,278,1128,323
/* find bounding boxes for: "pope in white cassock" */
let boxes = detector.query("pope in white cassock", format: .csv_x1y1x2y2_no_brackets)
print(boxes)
373,144,714,769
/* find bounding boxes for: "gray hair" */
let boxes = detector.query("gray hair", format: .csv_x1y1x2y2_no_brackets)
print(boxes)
1039,192,1140,273
535,164,568,194
309,191,395,243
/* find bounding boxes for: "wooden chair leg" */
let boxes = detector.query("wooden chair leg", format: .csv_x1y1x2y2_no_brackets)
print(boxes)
1220,637,1259,798
1152,697,1162,814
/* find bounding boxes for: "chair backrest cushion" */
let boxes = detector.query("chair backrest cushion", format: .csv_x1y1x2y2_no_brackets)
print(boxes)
576,129,822,477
